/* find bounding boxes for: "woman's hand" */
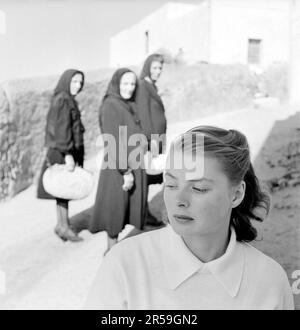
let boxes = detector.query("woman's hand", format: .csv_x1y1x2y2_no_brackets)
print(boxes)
65,154,75,171
122,172,134,191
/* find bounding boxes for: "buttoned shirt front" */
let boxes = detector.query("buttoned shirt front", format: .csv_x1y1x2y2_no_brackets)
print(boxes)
84,226,294,310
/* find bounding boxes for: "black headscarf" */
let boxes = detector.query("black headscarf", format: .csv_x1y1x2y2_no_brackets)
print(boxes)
104,68,137,101
54,69,85,96
101,68,140,124
140,54,164,81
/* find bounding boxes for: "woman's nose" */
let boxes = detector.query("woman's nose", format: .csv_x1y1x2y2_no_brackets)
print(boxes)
177,200,189,208
176,191,190,208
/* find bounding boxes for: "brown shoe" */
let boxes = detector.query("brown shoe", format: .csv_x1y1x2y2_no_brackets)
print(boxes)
54,226,68,242
55,227,83,242
63,228,84,242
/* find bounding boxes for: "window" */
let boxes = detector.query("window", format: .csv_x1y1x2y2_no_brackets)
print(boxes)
145,30,149,55
248,39,261,65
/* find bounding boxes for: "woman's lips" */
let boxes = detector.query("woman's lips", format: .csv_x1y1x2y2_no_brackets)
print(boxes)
173,214,194,222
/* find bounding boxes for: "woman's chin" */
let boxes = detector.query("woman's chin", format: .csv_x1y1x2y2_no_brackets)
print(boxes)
121,95,131,100
170,218,195,233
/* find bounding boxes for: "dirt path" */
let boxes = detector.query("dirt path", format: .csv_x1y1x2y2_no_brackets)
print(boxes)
0,105,299,309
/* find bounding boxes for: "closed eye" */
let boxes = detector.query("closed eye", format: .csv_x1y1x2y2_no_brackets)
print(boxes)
165,184,177,189
192,187,209,193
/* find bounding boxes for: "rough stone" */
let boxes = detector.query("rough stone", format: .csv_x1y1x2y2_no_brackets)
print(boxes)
0,80,107,201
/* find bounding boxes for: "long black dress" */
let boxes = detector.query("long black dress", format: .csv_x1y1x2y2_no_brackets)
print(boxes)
37,69,85,200
136,54,167,184
89,68,148,238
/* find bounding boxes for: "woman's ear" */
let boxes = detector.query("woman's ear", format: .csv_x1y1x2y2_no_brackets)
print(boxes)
232,181,246,208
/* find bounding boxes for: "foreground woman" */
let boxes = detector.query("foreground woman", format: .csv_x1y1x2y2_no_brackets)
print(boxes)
89,68,148,255
37,69,85,242
84,125,294,309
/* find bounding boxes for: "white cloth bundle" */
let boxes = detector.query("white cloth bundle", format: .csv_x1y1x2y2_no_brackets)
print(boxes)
144,152,167,175
43,164,94,200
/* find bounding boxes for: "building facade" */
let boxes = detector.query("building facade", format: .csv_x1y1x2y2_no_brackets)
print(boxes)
0,10,5,35
289,0,300,104
110,0,290,69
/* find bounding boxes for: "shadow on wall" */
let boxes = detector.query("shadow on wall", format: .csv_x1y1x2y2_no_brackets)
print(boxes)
0,86,10,201
252,112,300,309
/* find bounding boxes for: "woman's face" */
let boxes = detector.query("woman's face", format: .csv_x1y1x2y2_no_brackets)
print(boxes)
119,72,136,99
70,73,83,96
164,147,237,239
150,60,163,82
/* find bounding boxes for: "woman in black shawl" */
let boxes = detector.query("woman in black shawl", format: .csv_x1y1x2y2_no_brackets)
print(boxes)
135,53,167,226
89,68,148,255
37,69,85,242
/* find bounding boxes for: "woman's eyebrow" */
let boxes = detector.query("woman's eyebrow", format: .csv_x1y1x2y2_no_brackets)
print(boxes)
188,178,214,183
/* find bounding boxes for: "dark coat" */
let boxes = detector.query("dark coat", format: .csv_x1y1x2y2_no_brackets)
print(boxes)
44,92,85,154
136,78,167,142
136,55,167,185
137,53,166,143
37,69,85,200
89,68,148,237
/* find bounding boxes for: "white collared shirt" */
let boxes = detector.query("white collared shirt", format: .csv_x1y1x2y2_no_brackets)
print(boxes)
84,226,294,310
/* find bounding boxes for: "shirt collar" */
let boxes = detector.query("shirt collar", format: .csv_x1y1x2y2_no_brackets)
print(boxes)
161,226,245,298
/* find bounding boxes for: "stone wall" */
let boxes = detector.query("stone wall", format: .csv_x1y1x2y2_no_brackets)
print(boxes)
0,80,108,201
0,86,10,200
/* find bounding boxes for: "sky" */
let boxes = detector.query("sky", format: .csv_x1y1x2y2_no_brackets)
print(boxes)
0,0,200,82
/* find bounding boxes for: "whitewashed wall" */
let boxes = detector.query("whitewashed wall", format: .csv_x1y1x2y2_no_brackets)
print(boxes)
209,0,289,67
167,3,210,64
110,0,289,68
0,10,6,35
109,3,199,67
289,0,300,104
